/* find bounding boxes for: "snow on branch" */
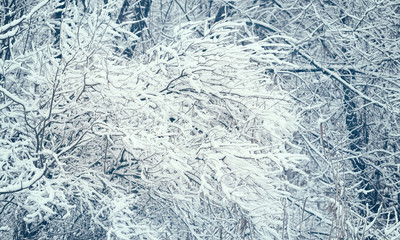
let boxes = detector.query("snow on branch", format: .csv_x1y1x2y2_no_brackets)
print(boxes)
0,166,47,195
0,0,49,38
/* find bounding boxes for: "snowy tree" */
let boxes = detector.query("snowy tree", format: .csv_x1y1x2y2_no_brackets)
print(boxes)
2,0,398,239
0,1,304,239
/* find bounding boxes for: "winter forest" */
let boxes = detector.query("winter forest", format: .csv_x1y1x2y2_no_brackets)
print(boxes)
0,0,399,239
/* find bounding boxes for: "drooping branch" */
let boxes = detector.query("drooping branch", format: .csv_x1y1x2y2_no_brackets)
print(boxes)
0,166,47,195
249,20,386,109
